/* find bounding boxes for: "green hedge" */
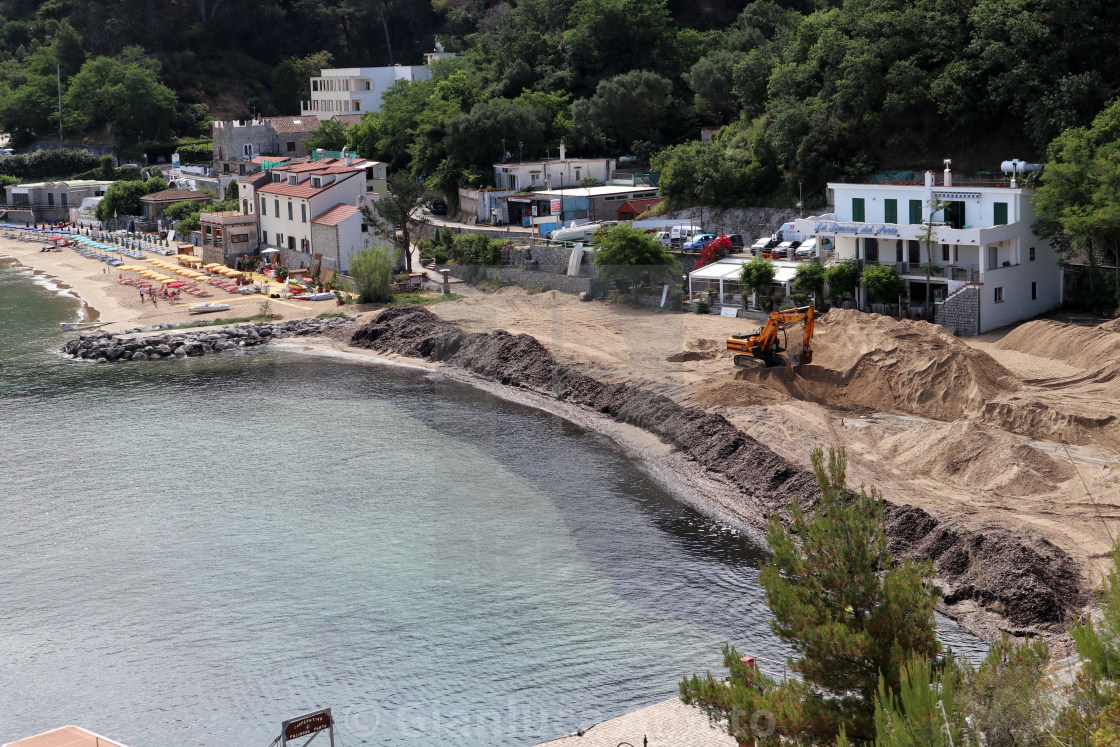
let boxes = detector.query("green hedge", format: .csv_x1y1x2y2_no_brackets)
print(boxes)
0,149,101,179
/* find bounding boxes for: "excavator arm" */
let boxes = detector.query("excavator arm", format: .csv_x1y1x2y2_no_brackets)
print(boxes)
726,305,815,368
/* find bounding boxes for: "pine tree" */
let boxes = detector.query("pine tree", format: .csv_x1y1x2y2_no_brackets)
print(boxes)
681,448,941,745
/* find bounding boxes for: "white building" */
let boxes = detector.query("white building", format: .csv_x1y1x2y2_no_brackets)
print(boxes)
493,143,615,191
301,66,430,118
794,166,1062,334
256,157,382,272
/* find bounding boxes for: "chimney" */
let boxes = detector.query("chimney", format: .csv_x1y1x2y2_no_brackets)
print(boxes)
943,158,952,187
559,139,566,162
924,170,934,187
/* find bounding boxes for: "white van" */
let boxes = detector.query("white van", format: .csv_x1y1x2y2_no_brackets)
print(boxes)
793,236,834,260
670,225,700,248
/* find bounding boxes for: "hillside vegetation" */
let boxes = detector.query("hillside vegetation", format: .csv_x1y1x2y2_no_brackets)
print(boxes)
2,0,1120,203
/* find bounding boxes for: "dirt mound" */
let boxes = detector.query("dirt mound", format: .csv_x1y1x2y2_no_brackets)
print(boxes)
350,306,1087,634
878,423,1075,497
886,504,1086,631
745,310,1020,421
997,320,1120,372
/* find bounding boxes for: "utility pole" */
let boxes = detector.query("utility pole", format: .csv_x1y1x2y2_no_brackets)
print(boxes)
57,63,63,143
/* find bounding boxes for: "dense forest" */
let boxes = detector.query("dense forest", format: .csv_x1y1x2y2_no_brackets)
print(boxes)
2,0,1120,205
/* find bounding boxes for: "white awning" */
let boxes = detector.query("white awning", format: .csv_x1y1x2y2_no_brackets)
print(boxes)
688,259,747,282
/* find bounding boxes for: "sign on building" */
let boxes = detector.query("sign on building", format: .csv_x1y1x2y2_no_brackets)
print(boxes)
550,199,561,215
171,152,181,183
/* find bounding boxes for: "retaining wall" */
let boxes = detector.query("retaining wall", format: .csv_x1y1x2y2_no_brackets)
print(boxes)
935,284,981,336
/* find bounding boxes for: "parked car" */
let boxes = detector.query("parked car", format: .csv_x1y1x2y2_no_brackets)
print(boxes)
771,240,801,259
750,236,779,255
429,197,448,215
725,234,745,250
683,233,717,252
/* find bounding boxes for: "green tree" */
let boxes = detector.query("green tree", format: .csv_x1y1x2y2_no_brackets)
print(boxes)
739,256,776,307
348,245,397,303
64,50,177,146
593,222,680,288
685,50,741,125
95,176,168,221
443,97,550,172
684,449,940,744
862,656,965,747
270,51,334,114
825,259,861,305
362,171,430,274
793,261,827,303
571,70,673,152
959,635,1052,747
861,263,905,305
305,118,349,152
225,180,239,202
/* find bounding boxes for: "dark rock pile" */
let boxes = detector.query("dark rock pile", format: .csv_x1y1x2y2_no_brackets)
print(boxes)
61,317,353,362
351,305,1088,634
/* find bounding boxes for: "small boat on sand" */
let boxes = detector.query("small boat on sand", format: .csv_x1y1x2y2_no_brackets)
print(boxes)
188,302,231,315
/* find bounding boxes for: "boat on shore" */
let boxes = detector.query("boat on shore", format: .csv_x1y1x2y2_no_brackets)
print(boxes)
188,302,231,315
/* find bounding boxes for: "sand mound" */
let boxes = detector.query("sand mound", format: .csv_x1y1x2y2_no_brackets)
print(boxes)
742,310,1020,421
879,422,1075,497
997,320,1120,373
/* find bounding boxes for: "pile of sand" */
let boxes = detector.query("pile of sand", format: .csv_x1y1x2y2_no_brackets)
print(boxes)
877,422,1075,497
740,310,1021,422
997,320,1120,375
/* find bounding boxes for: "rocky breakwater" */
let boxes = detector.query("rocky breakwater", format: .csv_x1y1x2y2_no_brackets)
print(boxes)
350,305,1088,639
61,317,353,362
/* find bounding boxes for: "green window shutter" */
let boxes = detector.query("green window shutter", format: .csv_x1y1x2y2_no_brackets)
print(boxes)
994,202,1008,225
884,199,897,224
909,199,922,224
852,197,865,222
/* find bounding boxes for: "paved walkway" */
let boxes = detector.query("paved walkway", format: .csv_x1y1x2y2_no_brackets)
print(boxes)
535,698,737,747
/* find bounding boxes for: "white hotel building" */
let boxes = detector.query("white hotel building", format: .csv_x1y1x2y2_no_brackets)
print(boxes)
794,167,1063,334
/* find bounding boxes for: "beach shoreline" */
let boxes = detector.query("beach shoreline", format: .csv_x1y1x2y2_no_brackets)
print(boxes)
0,237,358,331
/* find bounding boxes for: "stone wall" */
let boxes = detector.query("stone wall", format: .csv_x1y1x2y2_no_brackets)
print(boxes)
501,245,600,277
444,264,593,295
934,284,980,336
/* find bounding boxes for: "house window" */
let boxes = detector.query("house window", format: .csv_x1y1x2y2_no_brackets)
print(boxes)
864,237,878,262
895,240,904,263
942,244,950,262
288,201,293,220
301,204,307,223
946,201,966,229
994,202,1008,225
60,193,67,206
909,199,922,224
884,199,897,224
239,164,246,176
852,198,865,222
242,199,248,213
47,193,54,206
354,101,361,111
1029,246,1035,261
908,240,920,264
1031,281,1037,300
262,231,268,244
288,235,296,251
232,233,249,244
274,199,280,217
312,178,321,188
261,197,267,214
223,163,230,174
361,223,368,232
287,141,296,152
277,232,284,245
994,287,1004,303
288,175,298,185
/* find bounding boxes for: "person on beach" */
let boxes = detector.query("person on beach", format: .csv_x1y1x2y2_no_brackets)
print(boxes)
139,288,144,301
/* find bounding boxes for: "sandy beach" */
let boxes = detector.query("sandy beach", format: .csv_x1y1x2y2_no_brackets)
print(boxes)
0,236,356,331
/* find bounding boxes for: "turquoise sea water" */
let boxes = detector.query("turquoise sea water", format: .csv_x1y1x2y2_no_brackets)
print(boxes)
0,259,985,745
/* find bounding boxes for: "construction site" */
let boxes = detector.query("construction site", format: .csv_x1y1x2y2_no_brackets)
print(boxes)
344,288,1120,640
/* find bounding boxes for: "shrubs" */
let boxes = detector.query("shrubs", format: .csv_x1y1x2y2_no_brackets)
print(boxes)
693,298,710,314
0,148,101,179
418,229,502,266
349,246,398,303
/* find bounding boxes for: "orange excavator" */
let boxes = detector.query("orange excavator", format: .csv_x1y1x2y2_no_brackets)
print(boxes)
726,305,815,368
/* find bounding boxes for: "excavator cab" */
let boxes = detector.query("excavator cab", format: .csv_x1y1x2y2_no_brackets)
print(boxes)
727,305,815,369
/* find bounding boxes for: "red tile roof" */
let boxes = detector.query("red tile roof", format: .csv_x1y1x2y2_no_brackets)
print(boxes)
311,204,360,226
616,197,664,216
250,155,289,165
265,116,320,134
334,114,364,127
257,181,327,198
140,189,208,203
